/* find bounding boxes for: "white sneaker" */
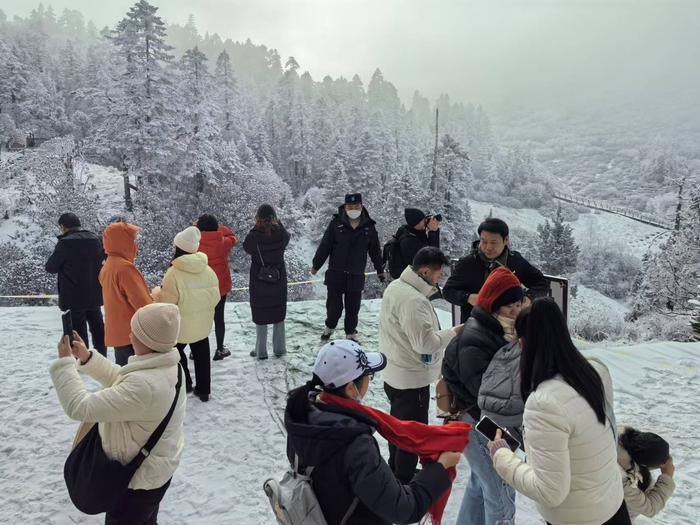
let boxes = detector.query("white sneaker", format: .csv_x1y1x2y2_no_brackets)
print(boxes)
320,327,334,341
346,332,360,343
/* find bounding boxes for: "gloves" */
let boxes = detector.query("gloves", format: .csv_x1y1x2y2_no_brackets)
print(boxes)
488,438,510,459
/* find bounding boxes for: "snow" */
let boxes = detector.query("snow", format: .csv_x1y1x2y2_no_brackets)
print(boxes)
1,299,697,524
76,161,129,222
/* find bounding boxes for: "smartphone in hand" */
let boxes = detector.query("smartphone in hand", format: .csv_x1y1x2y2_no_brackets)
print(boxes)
61,310,75,344
475,416,521,452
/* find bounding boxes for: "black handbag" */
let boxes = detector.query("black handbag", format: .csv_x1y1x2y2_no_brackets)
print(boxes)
256,243,281,283
63,365,183,514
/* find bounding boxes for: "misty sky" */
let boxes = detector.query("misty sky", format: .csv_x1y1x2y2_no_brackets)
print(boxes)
3,0,699,111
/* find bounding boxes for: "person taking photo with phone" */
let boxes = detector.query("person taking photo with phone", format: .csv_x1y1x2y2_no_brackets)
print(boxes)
441,266,526,525
487,298,630,525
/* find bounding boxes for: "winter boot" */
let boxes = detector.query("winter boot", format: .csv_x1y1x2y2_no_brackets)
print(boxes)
193,386,209,402
320,326,334,341
220,345,231,358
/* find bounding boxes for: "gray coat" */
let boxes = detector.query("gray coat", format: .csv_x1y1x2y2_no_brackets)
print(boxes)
477,340,524,441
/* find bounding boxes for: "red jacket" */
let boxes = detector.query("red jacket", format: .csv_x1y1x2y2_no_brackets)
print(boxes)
199,225,237,296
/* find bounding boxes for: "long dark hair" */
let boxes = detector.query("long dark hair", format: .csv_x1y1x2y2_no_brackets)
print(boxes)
286,374,364,424
620,427,670,491
518,297,606,425
255,204,279,237
172,246,189,263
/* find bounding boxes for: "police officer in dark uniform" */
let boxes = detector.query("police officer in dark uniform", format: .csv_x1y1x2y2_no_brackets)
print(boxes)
312,193,385,342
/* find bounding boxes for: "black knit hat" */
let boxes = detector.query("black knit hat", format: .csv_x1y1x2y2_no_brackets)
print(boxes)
345,193,362,205
405,208,426,227
491,286,525,312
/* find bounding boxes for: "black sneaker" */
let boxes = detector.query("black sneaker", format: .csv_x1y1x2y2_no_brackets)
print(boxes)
221,346,231,357
193,386,209,402
213,348,227,361
250,349,268,360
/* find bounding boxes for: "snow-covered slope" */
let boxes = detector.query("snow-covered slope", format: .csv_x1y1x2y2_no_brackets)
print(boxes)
0,300,696,524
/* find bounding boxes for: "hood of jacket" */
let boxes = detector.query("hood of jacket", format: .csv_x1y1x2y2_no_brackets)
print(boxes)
399,266,439,299
334,205,376,228
285,402,376,467
103,222,139,261
171,252,209,274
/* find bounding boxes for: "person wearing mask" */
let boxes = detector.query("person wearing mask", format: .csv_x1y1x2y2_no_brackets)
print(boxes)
243,204,290,359
379,246,462,483
443,218,548,323
284,339,463,524
441,266,525,524
45,212,107,357
617,426,675,521
50,303,186,524
312,193,386,342
488,297,629,525
100,222,153,365
152,227,220,402
196,214,237,361
387,208,441,280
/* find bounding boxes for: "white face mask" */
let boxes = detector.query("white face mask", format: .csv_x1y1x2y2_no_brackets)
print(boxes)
346,209,362,220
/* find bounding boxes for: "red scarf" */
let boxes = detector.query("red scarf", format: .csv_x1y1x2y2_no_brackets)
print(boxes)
319,392,471,524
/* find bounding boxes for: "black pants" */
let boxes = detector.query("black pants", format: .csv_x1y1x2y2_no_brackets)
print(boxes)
114,345,134,366
105,479,171,525
214,295,226,350
325,287,362,334
384,382,430,484
177,338,211,395
71,309,106,356
547,501,631,525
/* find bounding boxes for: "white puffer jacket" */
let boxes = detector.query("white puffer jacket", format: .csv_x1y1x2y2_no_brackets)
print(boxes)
50,349,186,490
493,360,623,525
379,267,456,389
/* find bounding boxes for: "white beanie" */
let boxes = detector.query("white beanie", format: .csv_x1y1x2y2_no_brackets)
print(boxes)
174,226,201,253
130,303,181,352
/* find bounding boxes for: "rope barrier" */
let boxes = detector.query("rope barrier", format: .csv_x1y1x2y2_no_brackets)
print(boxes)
0,272,379,300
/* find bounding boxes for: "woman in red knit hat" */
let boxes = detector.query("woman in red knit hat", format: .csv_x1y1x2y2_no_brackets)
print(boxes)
441,266,526,524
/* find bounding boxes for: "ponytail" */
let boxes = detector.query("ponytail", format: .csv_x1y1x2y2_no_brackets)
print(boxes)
286,374,323,424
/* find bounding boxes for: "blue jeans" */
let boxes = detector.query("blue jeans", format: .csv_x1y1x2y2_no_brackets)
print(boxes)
457,413,516,525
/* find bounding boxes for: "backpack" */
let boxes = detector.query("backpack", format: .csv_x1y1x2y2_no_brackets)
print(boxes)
263,454,358,525
383,229,408,279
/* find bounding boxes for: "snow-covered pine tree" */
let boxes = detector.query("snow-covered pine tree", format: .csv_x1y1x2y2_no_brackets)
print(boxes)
537,205,579,276
433,134,472,255
176,46,220,191
102,0,178,187
213,49,240,142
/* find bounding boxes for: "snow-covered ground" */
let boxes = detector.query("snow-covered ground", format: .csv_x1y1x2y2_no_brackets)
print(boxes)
0,300,696,524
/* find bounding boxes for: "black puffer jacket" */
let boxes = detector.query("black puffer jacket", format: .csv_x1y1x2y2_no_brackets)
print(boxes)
393,225,440,277
441,306,507,420
312,207,384,292
443,240,548,323
45,228,105,311
285,402,451,525
243,224,290,325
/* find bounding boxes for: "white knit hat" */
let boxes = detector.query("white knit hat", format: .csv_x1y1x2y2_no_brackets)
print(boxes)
174,226,201,253
130,303,181,352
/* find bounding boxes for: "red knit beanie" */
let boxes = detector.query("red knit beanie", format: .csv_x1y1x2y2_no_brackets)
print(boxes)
477,267,523,313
